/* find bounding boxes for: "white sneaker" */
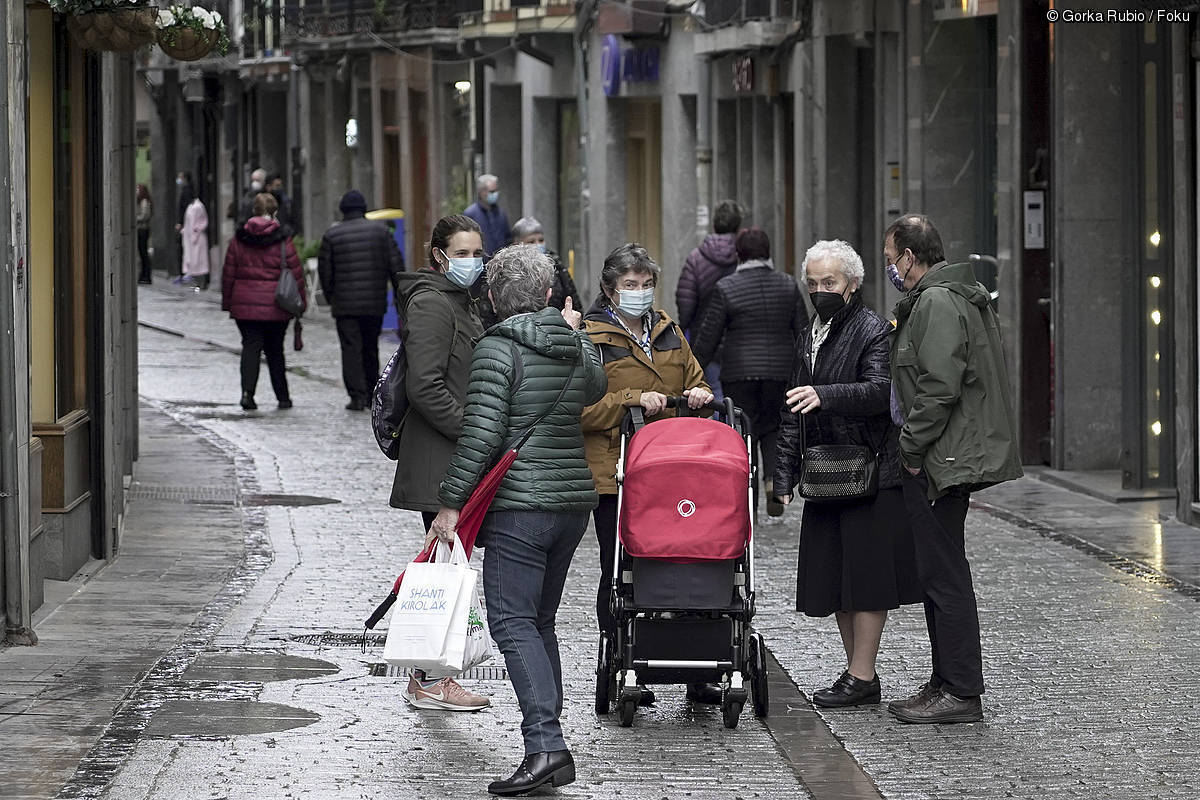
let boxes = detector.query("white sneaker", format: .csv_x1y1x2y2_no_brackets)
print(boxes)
403,675,490,711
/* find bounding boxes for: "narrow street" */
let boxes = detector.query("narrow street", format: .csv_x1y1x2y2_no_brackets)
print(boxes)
1,282,1197,799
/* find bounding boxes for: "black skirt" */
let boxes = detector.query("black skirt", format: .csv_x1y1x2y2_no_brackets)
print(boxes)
795,486,922,617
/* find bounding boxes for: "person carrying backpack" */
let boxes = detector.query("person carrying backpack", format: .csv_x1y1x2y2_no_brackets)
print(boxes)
388,214,489,712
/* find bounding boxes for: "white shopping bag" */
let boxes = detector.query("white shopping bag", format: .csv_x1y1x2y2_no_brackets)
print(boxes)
383,536,475,673
459,581,495,673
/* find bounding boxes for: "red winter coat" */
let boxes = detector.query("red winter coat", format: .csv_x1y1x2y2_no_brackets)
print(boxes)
222,217,306,321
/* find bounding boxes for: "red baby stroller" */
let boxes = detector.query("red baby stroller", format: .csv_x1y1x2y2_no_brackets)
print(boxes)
595,396,769,728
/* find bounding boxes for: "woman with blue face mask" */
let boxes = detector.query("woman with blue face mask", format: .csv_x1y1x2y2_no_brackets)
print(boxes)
511,216,581,313
580,242,716,708
390,215,491,713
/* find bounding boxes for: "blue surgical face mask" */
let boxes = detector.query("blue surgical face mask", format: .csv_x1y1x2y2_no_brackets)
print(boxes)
441,250,484,288
536,243,547,255
885,263,906,292
617,288,655,317
485,190,500,206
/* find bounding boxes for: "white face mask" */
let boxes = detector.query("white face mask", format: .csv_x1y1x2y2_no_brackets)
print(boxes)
616,288,654,317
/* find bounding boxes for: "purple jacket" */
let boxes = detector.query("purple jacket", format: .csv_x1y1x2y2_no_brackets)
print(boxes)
675,233,738,334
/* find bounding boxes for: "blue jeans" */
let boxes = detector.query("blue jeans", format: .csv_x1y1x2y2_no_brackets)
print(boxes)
482,510,589,754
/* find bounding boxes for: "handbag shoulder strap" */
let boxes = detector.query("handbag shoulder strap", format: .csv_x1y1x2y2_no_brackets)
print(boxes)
280,241,287,272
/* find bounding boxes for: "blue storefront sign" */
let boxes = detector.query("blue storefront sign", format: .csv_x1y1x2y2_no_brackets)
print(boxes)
601,34,662,97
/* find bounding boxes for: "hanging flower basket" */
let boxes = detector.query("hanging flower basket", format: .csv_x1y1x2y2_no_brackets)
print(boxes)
63,6,159,52
156,25,217,61
155,6,230,61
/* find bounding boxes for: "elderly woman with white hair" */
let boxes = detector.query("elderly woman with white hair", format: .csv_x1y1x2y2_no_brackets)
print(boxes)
511,216,581,312
771,239,921,710
430,244,607,796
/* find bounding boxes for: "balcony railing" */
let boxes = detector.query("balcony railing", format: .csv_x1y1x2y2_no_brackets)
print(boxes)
278,0,462,41
704,0,801,26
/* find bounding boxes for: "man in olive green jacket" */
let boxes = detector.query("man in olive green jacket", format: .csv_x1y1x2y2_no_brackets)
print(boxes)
883,214,1022,726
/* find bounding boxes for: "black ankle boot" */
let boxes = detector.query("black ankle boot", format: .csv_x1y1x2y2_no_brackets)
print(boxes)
487,750,575,796
812,670,881,708
240,392,257,410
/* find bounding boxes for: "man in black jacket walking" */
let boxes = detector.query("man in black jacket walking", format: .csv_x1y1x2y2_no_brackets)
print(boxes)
318,190,405,410
692,228,808,514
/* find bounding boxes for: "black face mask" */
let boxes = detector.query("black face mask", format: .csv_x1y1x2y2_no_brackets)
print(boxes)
810,291,847,323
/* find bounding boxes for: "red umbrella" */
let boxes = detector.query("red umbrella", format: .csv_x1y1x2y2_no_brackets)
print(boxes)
363,446,519,633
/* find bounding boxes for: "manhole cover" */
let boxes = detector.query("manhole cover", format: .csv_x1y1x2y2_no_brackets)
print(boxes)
242,493,341,507
291,632,385,648
128,484,237,504
368,663,508,681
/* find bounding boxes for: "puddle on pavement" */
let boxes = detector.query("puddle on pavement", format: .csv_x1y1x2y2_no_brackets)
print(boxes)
182,652,340,682
145,700,320,737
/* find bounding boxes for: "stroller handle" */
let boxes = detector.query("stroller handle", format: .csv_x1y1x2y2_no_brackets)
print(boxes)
664,395,727,414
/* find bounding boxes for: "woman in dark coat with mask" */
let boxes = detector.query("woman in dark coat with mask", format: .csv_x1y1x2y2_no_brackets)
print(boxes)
772,239,920,710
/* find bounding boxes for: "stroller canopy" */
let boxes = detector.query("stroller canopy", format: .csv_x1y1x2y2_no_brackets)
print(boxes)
620,417,750,562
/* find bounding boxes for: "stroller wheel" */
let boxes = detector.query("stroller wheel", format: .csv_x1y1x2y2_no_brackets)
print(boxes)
749,632,770,718
721,697,744,729
618,696,638,727
594,633,614,715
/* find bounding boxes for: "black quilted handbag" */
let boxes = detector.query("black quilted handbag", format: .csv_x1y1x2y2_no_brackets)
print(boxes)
797,416,880,503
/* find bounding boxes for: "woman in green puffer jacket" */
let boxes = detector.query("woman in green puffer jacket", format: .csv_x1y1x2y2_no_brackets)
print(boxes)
428,244,607,796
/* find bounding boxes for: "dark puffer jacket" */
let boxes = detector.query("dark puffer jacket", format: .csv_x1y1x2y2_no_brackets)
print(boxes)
221,217,305,321
691,261,809,382
675,233,738,333
439,307,608,512
773,295,903,495
546,249,582,312
317,212,404,318
389,270,485,513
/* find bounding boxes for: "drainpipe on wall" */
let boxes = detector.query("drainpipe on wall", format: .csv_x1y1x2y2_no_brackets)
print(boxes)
0,0,36,646
695,55,712,242
575,15,592,298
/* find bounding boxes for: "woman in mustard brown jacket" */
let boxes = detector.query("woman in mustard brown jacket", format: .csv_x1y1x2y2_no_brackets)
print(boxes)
581,243,713,705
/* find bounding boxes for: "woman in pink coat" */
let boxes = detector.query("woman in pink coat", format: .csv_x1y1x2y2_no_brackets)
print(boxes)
221,193,305,410
181,195,210,289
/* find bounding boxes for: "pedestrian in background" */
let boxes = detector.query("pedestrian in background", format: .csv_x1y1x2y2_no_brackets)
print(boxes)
883,214,1022,724
511,216,581,312
220,192,304,411
174,170,195,278
580,242,717,706
181,190,210,290
317,189,404,411
463,173,510,256
675,199,742,398
266,172,295,232
136,183,153,284
692,227,808,516
235,167,266,225
429,244,607,797
772,239,920,709
390,215,489,713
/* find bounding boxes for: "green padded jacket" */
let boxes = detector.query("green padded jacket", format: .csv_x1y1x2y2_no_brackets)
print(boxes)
891,261,1023,499
438,306,608,512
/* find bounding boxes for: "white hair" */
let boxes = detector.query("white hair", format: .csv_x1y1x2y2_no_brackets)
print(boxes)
486,244,554,320
801,239,865,287
476,173,499,192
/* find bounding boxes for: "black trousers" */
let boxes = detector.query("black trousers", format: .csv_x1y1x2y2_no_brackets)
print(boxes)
592,494,619,637
137,229,152,282
335,315,384,404
901,470,984,697
721,379,787,489
236,320,290,402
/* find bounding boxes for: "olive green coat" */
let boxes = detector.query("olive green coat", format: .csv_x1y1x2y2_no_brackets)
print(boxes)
389,270,485,513
438,307,608,512
891,261,1023,499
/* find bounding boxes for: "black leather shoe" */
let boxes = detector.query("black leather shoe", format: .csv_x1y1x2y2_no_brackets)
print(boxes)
887,678,941,716
240,392,257,410
892,687,983,724
277,399,293,410
637,686,656,706
685,682,723,704
813,670,880,708
345,400,365,411
487,750,575,796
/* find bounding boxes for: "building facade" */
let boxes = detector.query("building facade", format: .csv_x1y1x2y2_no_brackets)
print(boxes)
2,1,141,642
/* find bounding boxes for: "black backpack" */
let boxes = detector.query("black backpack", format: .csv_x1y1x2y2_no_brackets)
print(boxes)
371,289,458,459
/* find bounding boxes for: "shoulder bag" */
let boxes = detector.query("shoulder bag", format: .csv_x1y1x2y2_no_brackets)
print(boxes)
796,413,881,503
274,241,305,316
